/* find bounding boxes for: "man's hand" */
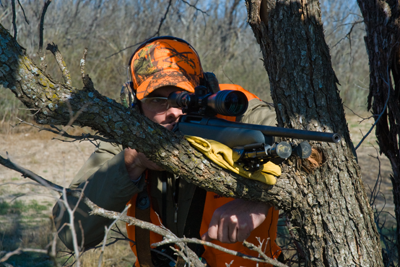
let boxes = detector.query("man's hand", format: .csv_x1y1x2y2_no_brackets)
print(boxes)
201,199,271,243
124,148,164,181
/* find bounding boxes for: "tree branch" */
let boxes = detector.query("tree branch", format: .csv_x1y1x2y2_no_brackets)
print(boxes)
39,0,52,52
11,0,17,39
0,23,292,210
154,0,173,36
0,248,48,263
17,0,29,25
46,42,72,86
0,152,287,266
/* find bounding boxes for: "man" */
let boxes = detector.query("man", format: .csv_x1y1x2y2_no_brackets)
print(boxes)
53,36,281,266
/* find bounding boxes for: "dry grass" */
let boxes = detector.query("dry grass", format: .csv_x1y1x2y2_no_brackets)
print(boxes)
57,221,135,267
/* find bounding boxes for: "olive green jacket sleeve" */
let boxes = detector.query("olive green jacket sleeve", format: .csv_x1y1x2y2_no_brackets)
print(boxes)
237,98,276,126
53,142,146,250
53,97,276,251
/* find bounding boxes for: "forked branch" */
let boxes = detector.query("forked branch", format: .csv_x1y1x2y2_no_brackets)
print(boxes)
0,155,286,267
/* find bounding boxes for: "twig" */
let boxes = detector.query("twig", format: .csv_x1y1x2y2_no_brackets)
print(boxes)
343,105,372,121
332,20,363,48
98,205,131,267
39,0,52,52
39,0,52,70
0,155,199,266
16,118,115,143
11,0,16,39
154,0,173,37
153,238,288,267
180,0,208,15
105,40,144,59
89,206,204,266
243,240,272,262
48,217,61,267
0,153,64,193
369,149,382,207
46,42,72,86
355,68,391,150
80,48,88,79
17,0,29,24
0,157,286,267
62,186,82,267
170,246,189,263
0,248,48,263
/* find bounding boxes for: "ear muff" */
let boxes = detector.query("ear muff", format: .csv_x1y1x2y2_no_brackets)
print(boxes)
120,81,136,108
203,72,220,93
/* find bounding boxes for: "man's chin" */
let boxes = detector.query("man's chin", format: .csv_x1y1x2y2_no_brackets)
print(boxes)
162,124,174,131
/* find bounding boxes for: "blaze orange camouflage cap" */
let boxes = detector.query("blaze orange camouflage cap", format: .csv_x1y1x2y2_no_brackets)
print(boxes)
129,37,204,100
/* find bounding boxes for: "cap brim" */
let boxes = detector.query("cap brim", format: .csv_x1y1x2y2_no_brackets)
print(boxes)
136,69,196,100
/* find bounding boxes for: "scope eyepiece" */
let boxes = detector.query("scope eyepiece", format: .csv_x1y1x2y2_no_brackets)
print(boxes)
168,89,248,116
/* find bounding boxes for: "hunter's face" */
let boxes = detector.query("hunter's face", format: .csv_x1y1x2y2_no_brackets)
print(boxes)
141,86,184,131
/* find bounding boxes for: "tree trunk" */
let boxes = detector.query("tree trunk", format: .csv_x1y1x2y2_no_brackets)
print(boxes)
0,1,383,263
357,0,400,260
245,0,383,266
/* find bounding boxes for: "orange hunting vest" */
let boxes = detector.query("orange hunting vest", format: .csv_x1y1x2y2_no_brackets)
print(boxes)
126,85,281,266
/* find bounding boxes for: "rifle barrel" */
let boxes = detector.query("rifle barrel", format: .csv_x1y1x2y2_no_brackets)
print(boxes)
200,117,341,143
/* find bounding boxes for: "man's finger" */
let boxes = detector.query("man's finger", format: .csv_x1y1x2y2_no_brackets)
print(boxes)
237,222,250,242
206,213,220,240
201,232,212,242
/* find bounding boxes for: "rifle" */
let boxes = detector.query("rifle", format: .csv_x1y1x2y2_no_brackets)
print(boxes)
170,85,340,171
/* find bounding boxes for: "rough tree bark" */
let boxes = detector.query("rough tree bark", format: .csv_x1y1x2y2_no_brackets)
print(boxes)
357,0,400,259
0,0,383,265
245,0,383,266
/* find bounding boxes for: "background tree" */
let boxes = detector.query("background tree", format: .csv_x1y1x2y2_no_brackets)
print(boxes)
244,0,382,266
356,0,400,261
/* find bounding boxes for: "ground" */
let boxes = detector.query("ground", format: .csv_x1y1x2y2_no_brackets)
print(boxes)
0,113,394,266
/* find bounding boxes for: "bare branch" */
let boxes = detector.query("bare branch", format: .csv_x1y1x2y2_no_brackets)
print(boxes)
0,153,64,193
0,155,201,265
46,42,72,86
153,238,287,267
16,0,29,24
104,39,144,59
11,0,16,39
180,0,208,15
80,48,88,79
16,118,115,144
62,187,81,267
355,68,391,150
332,20,364,48
48,217,61,267
98,205,131,267
39,0,52,52
0,248,48,263
154,0,173,37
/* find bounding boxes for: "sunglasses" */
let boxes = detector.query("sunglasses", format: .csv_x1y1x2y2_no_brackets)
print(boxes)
141,97,181,114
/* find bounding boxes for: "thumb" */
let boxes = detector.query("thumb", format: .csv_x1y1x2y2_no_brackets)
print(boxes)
201,232,212,242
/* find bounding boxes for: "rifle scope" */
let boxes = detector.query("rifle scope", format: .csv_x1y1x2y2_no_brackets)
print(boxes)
168,87,248,116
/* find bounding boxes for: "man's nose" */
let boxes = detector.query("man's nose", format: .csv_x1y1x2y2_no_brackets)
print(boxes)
166,107,183,119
